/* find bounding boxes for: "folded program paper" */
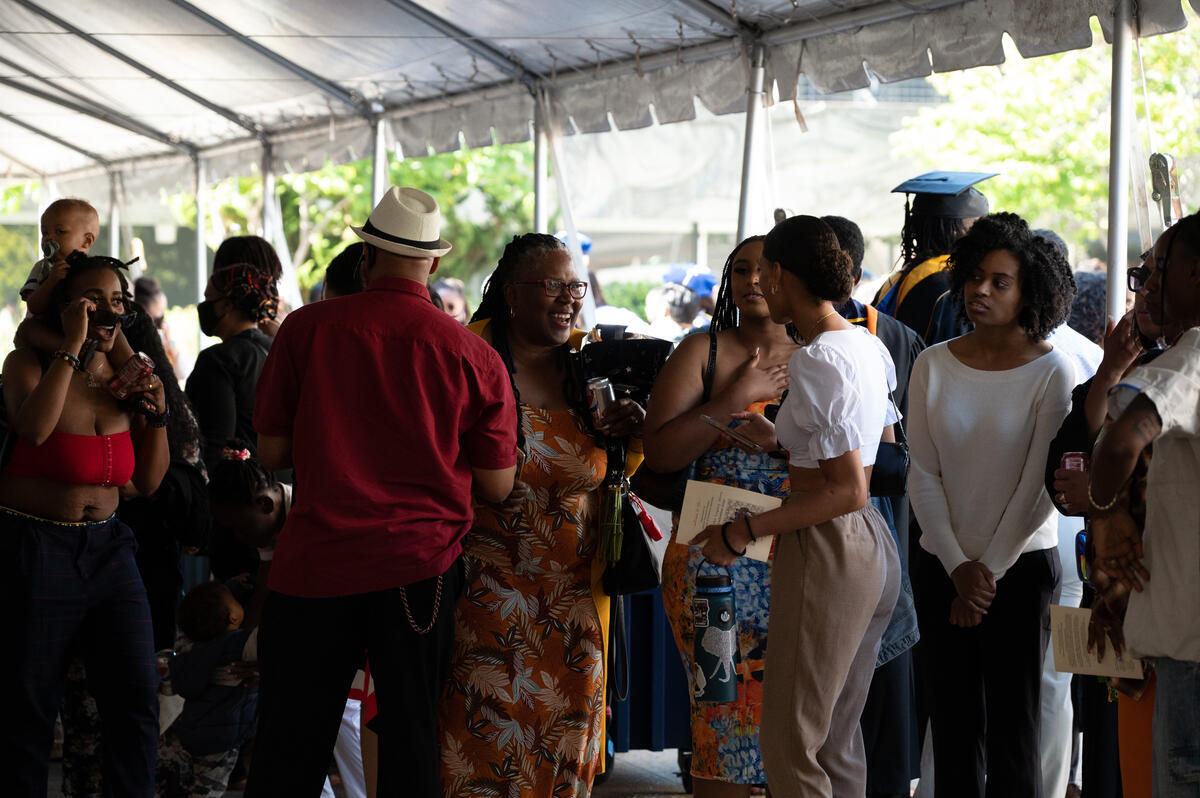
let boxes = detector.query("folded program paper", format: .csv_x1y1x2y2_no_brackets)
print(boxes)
676,480,782,562
1051,605,1145,679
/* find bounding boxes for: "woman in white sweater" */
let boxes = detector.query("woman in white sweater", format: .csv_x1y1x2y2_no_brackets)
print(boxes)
907,212,1076,798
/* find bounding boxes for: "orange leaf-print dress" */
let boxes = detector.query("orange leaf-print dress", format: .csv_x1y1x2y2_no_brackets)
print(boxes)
439,405,609,798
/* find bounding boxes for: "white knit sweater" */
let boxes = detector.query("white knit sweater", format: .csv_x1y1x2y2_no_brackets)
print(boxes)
908,342,1075,580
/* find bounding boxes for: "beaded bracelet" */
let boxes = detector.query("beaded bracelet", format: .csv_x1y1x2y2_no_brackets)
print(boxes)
51,349,80,369
1087,480,1121,513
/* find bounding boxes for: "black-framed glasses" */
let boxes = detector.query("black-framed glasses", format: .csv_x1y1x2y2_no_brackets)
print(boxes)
1127,265,1150,292
511,278,588,299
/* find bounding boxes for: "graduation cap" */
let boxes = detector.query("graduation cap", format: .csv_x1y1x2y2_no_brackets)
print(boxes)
892,171,997,219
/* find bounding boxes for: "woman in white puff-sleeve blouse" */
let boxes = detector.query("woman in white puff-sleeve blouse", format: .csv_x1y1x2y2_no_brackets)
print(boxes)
694,215,901,797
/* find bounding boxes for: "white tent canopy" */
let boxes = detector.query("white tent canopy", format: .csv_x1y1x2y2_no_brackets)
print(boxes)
0,0,1193,196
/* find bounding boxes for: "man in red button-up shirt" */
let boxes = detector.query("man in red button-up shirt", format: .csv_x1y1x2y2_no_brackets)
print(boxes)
246,187,516,798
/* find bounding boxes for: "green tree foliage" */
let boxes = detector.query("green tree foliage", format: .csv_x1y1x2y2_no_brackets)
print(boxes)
601,279,657,319
893,17,1200,256
169,143,535,298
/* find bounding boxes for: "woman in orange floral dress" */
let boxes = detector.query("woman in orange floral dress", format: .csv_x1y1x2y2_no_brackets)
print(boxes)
438,234,644,798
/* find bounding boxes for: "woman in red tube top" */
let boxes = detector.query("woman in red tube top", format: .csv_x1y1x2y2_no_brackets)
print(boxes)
0,253,169,797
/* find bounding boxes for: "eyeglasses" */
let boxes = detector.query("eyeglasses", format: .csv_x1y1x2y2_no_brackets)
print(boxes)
511,279,588,299
1127,265,1150,292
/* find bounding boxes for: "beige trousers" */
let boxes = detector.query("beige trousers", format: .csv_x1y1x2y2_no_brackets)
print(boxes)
760,503,901,797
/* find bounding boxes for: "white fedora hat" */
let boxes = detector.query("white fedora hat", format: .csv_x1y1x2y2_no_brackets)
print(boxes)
352,186,453,258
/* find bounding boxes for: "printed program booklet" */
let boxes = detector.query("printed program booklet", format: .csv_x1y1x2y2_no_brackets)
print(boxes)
675,480,782,562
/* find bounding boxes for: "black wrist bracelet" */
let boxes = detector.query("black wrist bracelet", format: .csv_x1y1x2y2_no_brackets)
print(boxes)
140,404,169,428
744,515,757,542
720,521,746,557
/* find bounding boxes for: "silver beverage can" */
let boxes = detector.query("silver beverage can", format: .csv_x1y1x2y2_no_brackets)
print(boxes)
586,377,616,426
156,649,176,695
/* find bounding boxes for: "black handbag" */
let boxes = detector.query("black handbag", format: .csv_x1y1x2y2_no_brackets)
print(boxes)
869,390,909,498
601,491,662,597
627,332,717,511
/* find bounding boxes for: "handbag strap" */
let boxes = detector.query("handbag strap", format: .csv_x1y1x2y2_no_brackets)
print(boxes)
702,332,717,403
610,596,631,702
886,389,906,444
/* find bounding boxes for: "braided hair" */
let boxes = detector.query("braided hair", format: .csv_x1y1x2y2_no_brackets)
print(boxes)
1154,210,1200,332
213,235,283,281
209,439,273,508
710,235,766,334
900,214,973,268
471,234,600,452
210,263,280,322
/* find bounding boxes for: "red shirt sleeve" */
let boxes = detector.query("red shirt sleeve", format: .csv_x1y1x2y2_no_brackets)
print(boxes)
253,316,304,438
463,346,518,470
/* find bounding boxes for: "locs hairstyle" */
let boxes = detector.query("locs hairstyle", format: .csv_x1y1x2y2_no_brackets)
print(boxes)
471,234,600,452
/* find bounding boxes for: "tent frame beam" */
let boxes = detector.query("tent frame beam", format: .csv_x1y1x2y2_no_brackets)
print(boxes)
0,68,197,157
0,109,110,167
12,0,263,138
675,0,759,35
762,0,968,46
0,146,44,178
381,0,540,88
166,0,372,116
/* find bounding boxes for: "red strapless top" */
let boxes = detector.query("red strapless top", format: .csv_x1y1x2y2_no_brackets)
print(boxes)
5,430,135,487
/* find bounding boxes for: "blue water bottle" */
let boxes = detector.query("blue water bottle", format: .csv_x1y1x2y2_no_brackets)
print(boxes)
692,574,738,703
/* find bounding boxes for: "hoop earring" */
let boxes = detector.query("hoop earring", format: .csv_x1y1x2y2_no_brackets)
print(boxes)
509,306,515,319
769,283,779,295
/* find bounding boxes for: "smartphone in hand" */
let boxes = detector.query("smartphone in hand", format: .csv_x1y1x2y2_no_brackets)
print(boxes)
700,414,764,452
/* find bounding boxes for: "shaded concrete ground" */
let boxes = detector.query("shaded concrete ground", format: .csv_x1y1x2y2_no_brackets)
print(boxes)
49,748,689,797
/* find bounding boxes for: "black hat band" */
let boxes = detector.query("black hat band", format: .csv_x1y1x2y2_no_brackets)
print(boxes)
361,219,443,250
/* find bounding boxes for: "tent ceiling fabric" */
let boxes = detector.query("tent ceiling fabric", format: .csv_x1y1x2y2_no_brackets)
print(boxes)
0,0,1189,195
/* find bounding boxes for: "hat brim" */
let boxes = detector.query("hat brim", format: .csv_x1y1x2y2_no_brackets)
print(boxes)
352,225,453,258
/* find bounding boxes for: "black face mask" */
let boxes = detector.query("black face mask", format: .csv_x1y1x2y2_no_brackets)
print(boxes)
197,300,226,337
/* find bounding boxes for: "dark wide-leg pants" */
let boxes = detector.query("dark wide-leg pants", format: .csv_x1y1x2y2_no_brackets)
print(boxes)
0,510,159,798
246,559,462,798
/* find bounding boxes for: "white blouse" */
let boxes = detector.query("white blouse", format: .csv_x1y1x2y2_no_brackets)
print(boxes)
775,327,899,469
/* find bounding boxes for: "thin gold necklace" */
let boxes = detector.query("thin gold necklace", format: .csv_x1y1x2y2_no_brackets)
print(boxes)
803,310,839,343
80,362,107,390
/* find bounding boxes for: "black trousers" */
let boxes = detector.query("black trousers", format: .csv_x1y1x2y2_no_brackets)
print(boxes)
245,559,462,798
0,511,159,798
911,545,1059,798
861,648,919,796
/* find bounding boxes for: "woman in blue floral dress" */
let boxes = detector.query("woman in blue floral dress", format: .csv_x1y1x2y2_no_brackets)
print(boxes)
643,237,797,795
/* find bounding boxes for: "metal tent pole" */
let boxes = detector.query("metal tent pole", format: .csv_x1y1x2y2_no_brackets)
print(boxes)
372,117,389,204
108,172,120,258
1106,0,1133,322
194,158,207,305
736,44,766,243
260,143,274,238
534,97,549,234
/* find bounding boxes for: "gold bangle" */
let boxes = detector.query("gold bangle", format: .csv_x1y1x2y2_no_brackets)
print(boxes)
1087,480,1121,512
